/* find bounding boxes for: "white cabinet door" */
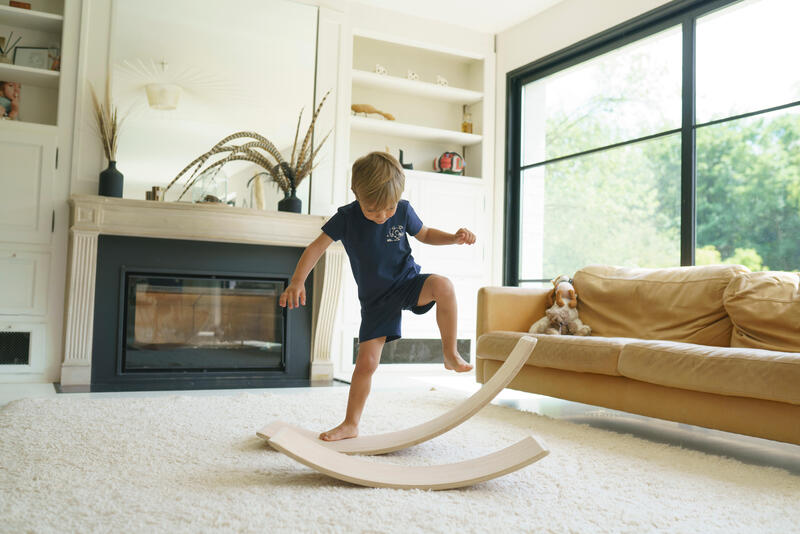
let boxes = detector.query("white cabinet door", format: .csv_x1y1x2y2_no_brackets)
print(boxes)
0,247,50,315
0,128,56,244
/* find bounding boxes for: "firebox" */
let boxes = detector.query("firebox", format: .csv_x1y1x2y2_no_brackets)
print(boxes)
91,235,312,391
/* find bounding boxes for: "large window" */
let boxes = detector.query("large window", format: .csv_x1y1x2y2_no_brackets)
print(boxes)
506,0,800,285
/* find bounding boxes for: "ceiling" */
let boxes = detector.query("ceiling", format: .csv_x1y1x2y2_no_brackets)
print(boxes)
353,0,565,34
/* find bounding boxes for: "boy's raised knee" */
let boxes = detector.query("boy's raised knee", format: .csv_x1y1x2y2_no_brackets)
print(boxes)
431,275,455,299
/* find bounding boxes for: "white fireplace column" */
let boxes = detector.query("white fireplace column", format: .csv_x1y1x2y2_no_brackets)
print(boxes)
61,230,99,386
60,195,344,387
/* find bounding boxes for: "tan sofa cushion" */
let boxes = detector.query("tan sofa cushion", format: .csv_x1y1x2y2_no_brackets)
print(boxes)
476,331,629,376
618,340,800,405
723,271,800,353
573,264,750,346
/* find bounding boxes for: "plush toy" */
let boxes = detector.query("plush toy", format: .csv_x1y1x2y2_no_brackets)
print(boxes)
528,275,592,336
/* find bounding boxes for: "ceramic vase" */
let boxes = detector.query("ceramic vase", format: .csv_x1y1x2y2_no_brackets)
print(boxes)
98,161,124,197
278,189,302,213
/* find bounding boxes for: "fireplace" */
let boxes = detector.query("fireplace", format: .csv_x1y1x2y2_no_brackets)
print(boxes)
90,235,312,391
62,195,344,389
123,273,284,372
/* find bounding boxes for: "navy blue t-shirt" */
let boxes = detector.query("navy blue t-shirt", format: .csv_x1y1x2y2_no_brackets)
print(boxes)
322,199,424,306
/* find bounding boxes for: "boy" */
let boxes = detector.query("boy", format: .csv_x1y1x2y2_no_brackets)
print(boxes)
279,151,475,442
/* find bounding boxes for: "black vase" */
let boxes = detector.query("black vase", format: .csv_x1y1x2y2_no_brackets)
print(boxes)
98,161,123,198
278,189,302,213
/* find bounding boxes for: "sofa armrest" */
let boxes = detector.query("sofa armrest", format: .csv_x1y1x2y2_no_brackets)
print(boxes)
476,286,551,339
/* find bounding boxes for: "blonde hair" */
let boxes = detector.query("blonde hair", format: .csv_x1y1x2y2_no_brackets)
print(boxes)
351,151,405,208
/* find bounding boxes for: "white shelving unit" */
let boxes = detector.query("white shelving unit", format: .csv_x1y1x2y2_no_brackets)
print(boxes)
404,169,481,182
0,2,64,126
0,62,59,87
0,0,75,385
351,69,483,104
334,20,495,378
0,4,63,32
350,115,482,146
349,34,488,179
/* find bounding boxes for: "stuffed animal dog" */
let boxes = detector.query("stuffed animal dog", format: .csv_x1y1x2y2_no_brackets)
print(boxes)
528,275,592,336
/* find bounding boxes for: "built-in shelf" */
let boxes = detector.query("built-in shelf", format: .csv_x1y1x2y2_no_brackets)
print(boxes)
351,69,482,104
405,169,480,182
350,116,482,146
0,62,59,88
0,5,63,33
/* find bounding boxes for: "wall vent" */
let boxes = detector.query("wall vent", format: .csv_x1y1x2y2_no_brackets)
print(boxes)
0,332,31,365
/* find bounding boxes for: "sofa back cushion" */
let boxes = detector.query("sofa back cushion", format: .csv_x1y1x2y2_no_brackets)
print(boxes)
573,264,750,346
724,271,800,353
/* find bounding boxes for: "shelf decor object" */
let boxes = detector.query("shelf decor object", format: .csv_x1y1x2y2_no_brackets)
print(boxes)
13,46,49,69
433,151,465,175
0,80,20,120
351,103,394,120
0,32,21,64
90,79,125,197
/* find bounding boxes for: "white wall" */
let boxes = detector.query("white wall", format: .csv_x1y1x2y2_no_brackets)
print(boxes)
490,0,673,284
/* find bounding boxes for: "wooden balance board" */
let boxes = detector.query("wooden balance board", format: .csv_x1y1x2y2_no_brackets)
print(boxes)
268,426,549,490
257,336,538,455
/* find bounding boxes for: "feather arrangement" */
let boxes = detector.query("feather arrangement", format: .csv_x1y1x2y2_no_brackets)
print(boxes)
166,90,331,201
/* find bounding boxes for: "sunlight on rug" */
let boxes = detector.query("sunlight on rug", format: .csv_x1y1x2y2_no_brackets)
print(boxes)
1,388,798,533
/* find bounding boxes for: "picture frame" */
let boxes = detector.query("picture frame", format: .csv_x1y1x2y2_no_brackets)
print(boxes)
13,46,49,70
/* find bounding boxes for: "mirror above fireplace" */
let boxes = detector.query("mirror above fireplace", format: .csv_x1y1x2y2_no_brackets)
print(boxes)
109,0,318,210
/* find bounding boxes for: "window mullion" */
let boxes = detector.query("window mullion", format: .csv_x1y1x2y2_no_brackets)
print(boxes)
680,16,697,266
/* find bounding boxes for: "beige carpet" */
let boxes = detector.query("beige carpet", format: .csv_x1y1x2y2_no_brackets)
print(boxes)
1,388,798,533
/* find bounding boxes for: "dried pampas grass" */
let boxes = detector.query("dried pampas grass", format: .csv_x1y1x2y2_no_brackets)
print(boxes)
89,77,125,162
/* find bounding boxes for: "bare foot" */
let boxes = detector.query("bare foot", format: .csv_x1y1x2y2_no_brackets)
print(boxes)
319,422,359,441
443,352,473,373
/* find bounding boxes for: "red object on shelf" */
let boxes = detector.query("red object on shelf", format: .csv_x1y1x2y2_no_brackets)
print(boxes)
9,1,32,9
433,151,465,175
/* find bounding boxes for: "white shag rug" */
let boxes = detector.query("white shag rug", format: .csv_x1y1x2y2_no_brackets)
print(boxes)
1,388,798,534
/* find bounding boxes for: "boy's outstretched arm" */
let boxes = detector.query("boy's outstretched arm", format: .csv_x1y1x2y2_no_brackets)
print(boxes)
414,225,476,245
279,232,334,309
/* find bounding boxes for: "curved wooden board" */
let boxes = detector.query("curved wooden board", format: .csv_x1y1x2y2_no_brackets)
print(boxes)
257,336,538,455
268,426,549,490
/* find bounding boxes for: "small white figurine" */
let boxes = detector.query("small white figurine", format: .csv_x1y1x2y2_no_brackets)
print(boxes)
436,75,449,87
375,64,388,75
407,70,420,81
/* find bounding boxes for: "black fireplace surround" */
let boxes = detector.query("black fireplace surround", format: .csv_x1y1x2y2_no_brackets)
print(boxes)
91,235,312,391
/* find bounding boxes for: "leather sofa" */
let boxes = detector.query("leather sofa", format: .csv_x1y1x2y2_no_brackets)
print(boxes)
475,264,800,445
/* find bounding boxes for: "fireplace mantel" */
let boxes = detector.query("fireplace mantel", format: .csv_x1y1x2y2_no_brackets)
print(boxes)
61,195,344,387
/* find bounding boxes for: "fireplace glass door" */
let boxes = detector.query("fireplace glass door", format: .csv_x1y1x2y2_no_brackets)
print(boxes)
123,274,284,372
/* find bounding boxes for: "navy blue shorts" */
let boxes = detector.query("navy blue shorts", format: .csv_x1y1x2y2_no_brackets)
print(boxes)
359,273,435,343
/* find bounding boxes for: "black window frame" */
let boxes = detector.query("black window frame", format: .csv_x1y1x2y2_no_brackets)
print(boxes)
504,0,748,286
